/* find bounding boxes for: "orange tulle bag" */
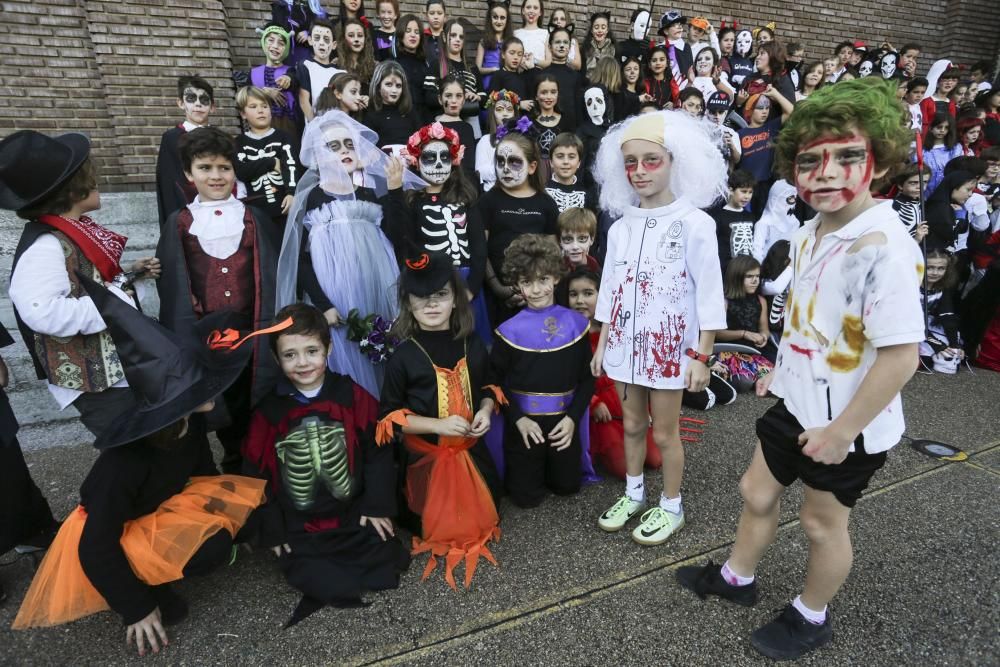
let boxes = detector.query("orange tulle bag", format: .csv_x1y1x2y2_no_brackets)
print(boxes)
378,355,500,590
13,475,265,629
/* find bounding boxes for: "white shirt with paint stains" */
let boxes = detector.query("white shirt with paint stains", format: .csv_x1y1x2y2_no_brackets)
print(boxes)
595,198,727,390
769,201,925,454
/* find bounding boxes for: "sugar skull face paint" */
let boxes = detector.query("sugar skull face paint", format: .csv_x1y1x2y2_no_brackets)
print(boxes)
793,134,875,212
418,140,452,185
495,142,529,188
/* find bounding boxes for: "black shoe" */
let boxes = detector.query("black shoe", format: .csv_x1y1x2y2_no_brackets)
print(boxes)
676,560,758,607
151,585,189,626
750,604,833,661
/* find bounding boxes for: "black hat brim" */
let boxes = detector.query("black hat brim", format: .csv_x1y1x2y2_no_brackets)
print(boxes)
92,347,251,450
0,133,91,211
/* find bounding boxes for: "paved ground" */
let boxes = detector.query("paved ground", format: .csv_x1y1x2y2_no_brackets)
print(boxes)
1,369,998,666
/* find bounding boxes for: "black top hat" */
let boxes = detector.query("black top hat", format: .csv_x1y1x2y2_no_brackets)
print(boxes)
77,274,282,450
400,250,456,297
0,130,91,211
659,10,687,33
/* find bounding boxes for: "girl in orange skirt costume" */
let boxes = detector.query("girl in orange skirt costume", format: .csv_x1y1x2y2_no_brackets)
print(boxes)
13,276,277,657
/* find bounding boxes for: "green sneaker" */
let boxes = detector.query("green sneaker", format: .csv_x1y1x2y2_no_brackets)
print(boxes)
631,507,685,545
598,495,645,532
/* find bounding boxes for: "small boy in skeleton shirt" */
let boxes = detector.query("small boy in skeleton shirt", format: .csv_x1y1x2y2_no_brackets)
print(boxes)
677,78,924,661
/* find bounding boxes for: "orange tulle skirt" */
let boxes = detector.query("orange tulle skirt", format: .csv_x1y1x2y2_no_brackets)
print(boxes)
12,475,266,629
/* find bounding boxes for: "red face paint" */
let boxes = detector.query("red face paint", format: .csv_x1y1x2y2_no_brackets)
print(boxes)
794,136,874,212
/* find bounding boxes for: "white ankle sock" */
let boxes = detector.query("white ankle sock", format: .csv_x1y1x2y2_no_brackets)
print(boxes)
792,595,827,625
625,474,645,502
721,560,755,586
658,493,682,514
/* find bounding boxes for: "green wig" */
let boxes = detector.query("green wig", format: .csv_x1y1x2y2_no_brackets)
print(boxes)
775,77,911,182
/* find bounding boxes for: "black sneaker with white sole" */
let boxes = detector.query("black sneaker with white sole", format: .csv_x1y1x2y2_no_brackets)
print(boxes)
676,560,758,607
750,604,833,661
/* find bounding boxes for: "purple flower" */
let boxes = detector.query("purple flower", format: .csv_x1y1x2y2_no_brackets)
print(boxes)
515,116,533,133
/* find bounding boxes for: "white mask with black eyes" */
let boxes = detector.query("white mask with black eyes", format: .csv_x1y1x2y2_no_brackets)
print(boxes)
495,143,528,189
631,11,650,41
735,30,752,58
880,53,897,79
584,87,607,125
417,140,452,185
858,60,873,77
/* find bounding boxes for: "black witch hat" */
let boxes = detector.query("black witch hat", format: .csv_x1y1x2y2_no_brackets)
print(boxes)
399,249,456,297
0,130,91,211
78,274,290,450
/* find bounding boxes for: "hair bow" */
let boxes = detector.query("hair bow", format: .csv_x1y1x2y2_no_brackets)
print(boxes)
495,115,536,141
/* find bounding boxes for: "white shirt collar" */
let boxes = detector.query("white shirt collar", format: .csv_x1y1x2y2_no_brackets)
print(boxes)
182,120,206,132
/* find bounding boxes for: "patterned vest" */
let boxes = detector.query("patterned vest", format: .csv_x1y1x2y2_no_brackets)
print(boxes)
33,231,125,392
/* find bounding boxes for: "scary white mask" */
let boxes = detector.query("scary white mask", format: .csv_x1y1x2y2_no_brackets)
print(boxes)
880,53,897,79
584,87,607,125
858,60,873,77
417,139,452,186
631,11,650,41
735,30,752,58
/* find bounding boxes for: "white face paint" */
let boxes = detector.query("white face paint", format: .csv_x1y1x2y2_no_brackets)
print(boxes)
631,11,650,41
695,49,714,76
417,140,452,186
735,30,752,58
322,126,358,174
495,143,528,189
880,54,897,79
584,87,607,125
858,60,873,77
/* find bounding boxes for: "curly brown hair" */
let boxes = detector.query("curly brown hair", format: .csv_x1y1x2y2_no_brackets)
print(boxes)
502,233,566,285
16,158,98,220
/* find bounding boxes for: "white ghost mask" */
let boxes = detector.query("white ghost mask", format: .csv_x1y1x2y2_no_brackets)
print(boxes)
417,139,452,186
584,87,607,125
631,11,650,41
880,53,897,79
735,30,753,58
858,60,873,77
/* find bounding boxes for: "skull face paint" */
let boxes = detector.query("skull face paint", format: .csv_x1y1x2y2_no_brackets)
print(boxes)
793,134,875,212
584,86,607,125
495,142,529,189
631,11,650,41
735,30,753,58
418,139,452,186
322,126,359,174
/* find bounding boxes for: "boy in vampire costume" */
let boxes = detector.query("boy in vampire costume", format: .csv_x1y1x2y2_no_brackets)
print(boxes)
13,277,272,657
156,127,281,473
241,303,409,627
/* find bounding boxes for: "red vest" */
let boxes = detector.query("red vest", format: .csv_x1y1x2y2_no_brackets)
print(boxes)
177,206,256,317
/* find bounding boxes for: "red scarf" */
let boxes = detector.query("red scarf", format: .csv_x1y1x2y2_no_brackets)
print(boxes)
36,215,126,281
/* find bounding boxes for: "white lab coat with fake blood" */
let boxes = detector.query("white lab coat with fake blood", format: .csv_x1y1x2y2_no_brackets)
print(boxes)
595,198,727,389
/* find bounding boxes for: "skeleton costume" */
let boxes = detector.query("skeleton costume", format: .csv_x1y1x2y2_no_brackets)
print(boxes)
275,110,426,399
242,368,409,625
593,111,728,390
234,127,299,226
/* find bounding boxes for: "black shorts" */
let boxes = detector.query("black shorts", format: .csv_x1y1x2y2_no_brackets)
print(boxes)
755,400,887,508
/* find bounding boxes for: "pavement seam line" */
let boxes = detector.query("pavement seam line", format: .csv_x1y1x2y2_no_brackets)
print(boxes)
354,455,975,666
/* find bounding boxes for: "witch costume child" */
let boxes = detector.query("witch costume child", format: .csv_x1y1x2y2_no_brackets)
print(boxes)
276,109,425,399
377,252,503,589
13,277,273,657
240,302,410,626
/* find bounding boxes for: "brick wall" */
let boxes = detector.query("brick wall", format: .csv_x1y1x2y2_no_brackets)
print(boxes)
1,0,997,193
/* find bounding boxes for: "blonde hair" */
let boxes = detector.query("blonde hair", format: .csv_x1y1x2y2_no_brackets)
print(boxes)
235,85,270,110
558,208,596,236
590,56,621,93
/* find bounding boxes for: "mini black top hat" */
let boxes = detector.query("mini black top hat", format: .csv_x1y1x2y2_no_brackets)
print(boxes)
0,130,91,211
659,10,687,33
77,274,289,450
400,250,455,297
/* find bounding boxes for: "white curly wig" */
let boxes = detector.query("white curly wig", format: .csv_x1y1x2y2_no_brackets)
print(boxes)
593,109,729,216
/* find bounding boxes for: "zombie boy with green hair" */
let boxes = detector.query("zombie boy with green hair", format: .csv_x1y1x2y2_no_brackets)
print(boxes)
677,78,925,661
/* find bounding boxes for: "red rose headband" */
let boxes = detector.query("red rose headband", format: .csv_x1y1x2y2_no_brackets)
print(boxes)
404,122,466,167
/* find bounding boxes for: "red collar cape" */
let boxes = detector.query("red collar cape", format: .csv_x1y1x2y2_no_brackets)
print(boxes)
36,214,126,281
